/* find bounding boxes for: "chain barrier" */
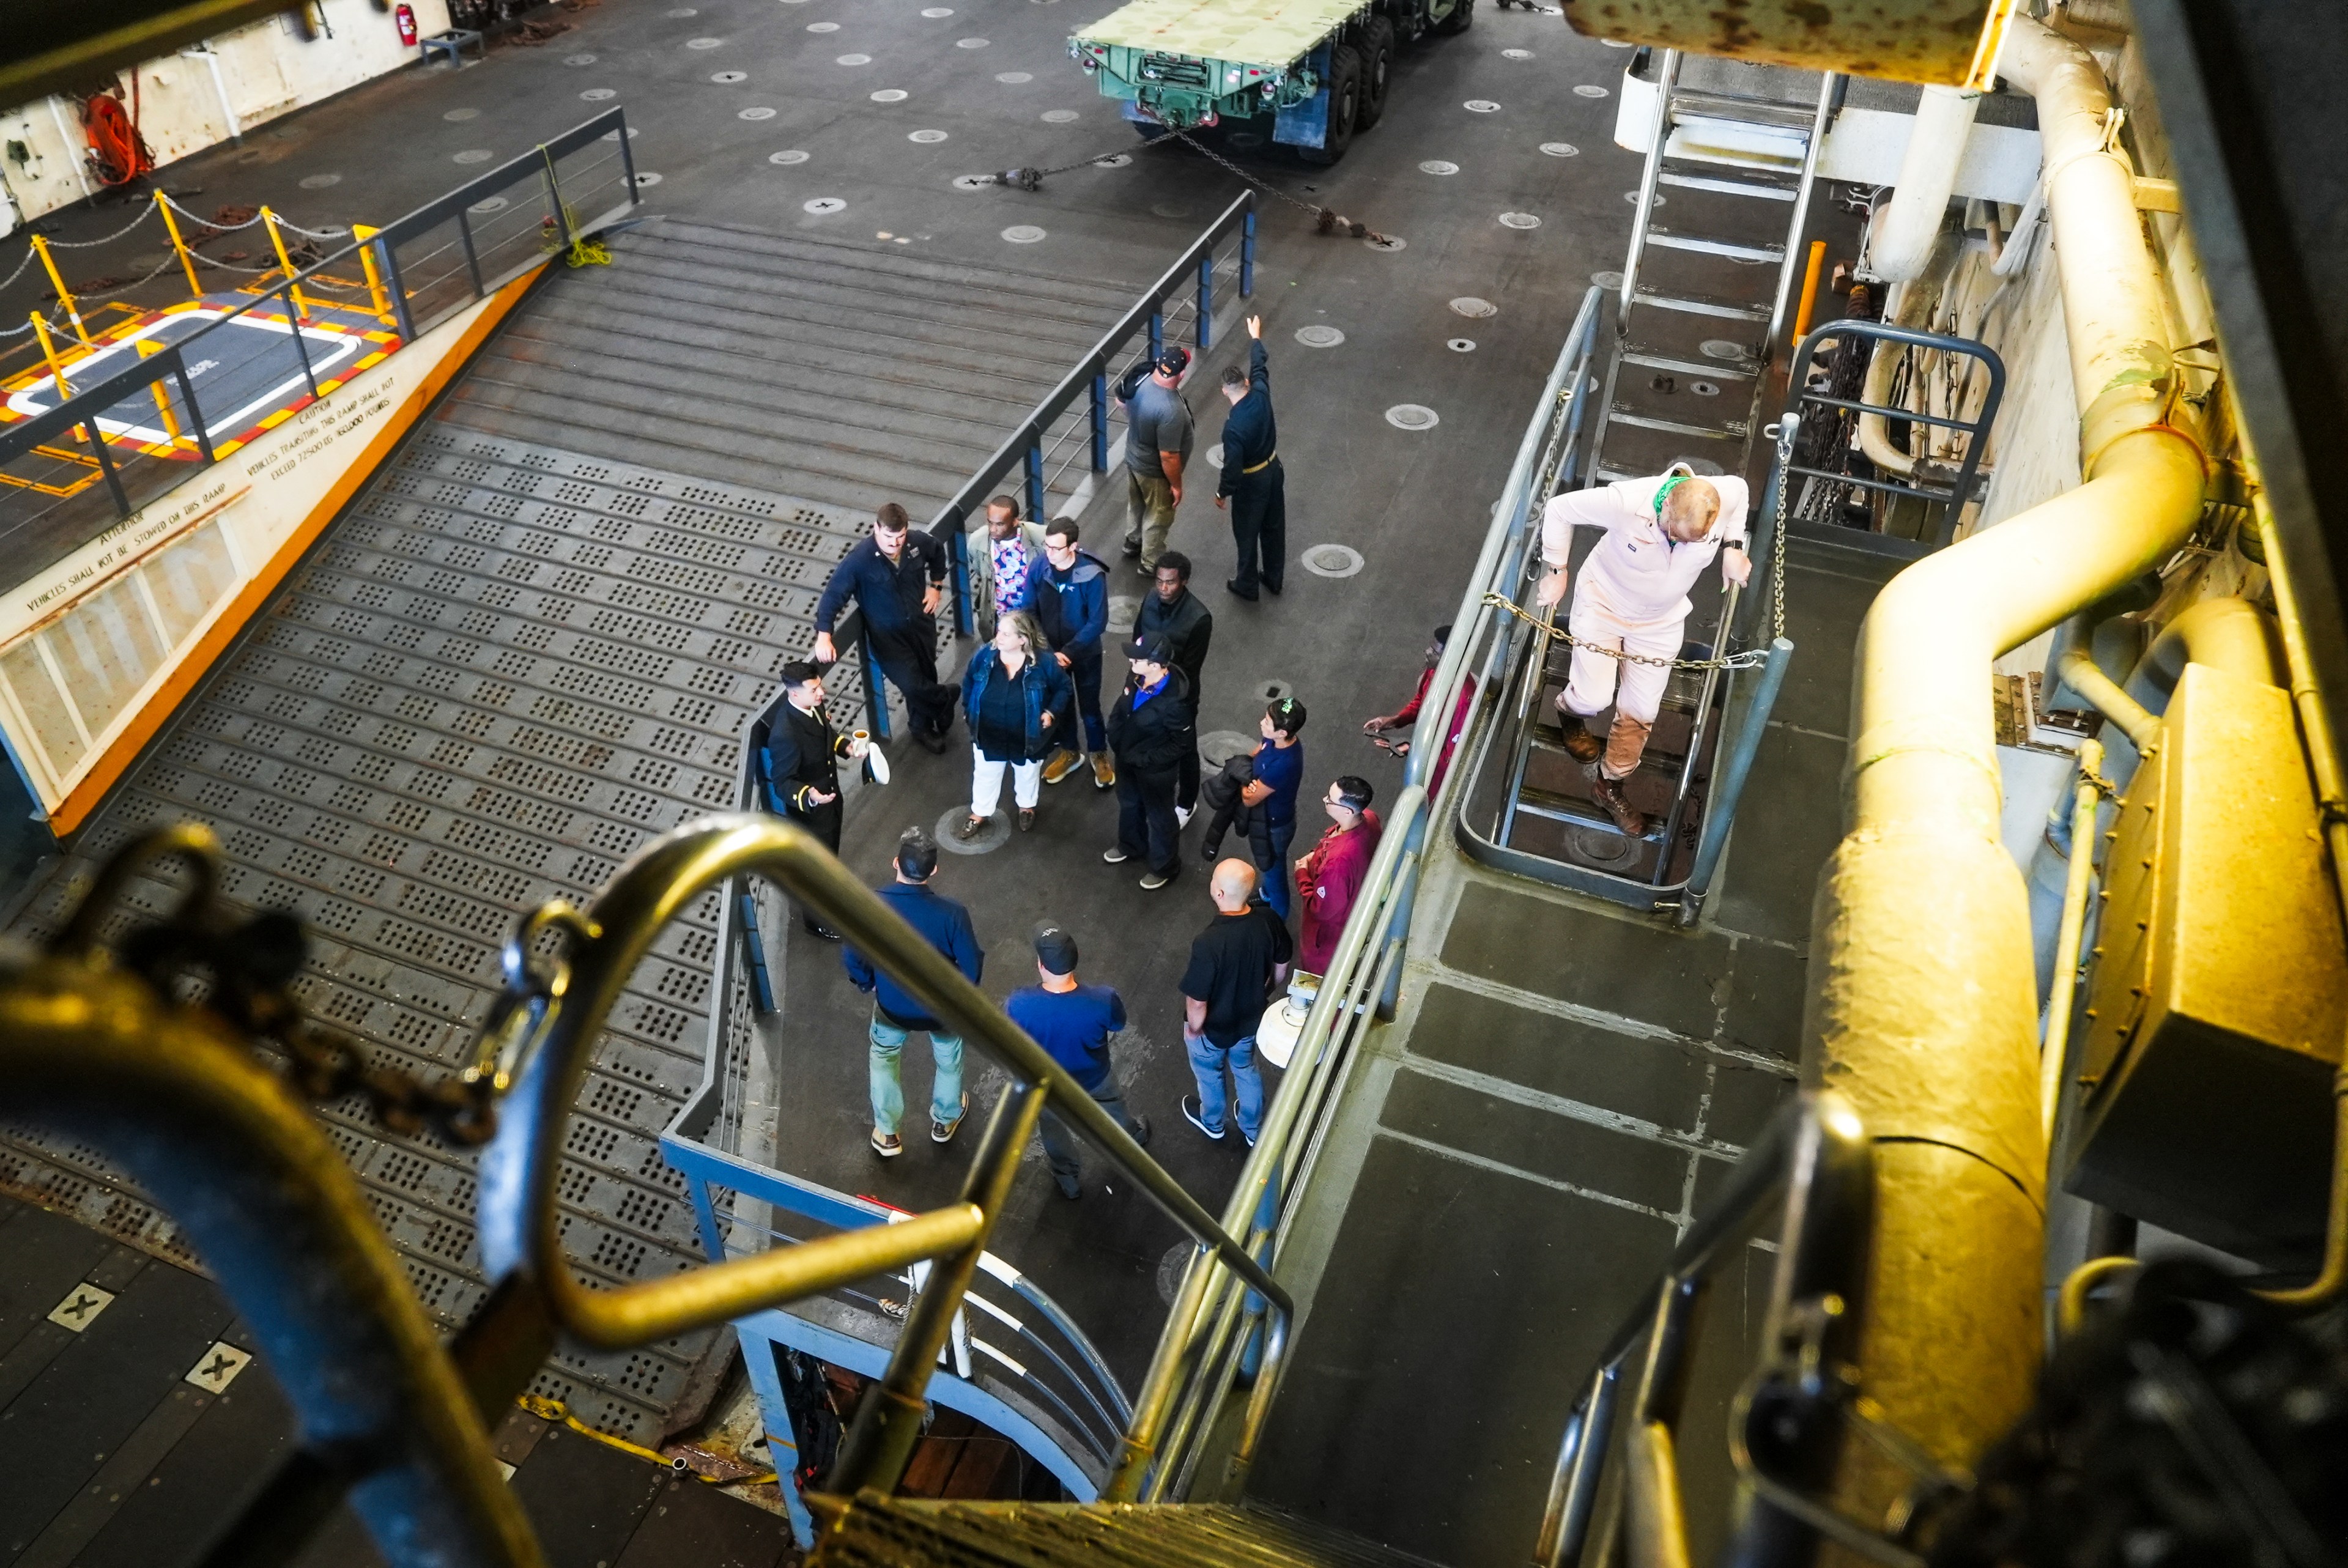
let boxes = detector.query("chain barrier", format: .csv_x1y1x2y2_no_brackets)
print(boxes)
988,124,1390,242
40,203,160,249
0,245,41,295
161,194,264,232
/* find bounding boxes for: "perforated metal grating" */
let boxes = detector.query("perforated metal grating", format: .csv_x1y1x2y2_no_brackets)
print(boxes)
0,429,881,1443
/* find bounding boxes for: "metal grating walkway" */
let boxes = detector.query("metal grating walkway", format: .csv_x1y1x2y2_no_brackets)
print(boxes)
1,429,878,1441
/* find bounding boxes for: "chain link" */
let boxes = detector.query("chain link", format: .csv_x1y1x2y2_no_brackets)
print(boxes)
161,194,264,232
0,244,41,295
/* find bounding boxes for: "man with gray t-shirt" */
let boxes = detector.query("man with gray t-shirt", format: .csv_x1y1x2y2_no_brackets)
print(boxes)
1121,346,1194,576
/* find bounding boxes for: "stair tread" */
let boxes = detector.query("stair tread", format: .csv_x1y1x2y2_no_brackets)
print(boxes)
1628,286,1773,322
806,1497,1442,1568
643,215,1144,310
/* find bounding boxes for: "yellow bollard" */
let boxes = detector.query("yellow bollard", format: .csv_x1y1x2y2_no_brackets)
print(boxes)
154,191,204,299
30,313,74,398
135,340,183,449
259,206,314,322
351,222,394,328
29,235,92,347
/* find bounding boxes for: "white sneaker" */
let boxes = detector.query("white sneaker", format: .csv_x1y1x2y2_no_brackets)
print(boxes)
1176,805,1194,829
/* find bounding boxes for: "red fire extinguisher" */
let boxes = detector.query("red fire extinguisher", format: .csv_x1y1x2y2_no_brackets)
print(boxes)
395,2,419,45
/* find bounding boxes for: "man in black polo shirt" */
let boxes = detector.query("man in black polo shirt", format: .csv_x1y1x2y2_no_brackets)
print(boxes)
1178,857,1292,1145
812,501,957,753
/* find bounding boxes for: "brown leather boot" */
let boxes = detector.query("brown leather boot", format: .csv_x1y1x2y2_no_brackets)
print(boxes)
1561,723,1604,763
1590,772,1648,838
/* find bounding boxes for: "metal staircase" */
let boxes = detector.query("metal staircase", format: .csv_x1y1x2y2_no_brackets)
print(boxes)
1588,51,1838,485
806,1496,1435,1568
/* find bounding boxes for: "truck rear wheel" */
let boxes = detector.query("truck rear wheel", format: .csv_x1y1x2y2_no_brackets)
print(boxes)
1298,43,1363,165
1357,18,1396,128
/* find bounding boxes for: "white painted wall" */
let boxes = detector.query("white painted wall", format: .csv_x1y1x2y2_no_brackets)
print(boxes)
0,0,451,234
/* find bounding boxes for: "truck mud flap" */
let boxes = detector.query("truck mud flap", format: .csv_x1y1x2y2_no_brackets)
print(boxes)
1273,42,1334,148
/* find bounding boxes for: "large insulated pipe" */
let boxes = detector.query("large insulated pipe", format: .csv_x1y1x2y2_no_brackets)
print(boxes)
1802,11,2206,1522
1870,86,1982,283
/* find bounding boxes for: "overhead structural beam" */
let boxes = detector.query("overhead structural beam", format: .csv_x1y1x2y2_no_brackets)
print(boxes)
2,1,303,114
1560,0,2020,88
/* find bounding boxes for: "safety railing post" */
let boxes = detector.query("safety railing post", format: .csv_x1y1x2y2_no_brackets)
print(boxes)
683,1164,728,1263
1149,309,1164,367
85,415,131,518
1197,254,1213,350
542,147,572,253
171,358,215,465
857,624,892,741
947,525,974,637
456,207,488,298
282,284,321,402
1240,209,1256,297
375,232,418,342
617,114,640,201
1090,371,1110,473
736,888,777,1013
828,1084,1048,1495
1024,442,1046,534
1679,638,1793,924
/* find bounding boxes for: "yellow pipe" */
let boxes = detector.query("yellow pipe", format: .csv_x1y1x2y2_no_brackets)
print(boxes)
135,340,182,449
29,234,91,347
2040,738,2105,1144
1804,10,2208,1513
154,190,202,298
30,312,73,398
352,222,393,327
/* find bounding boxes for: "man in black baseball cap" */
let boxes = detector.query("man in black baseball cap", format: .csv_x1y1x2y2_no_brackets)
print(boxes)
1103,632,1195,890
1004,921,1150,1199
1117,344,1194,576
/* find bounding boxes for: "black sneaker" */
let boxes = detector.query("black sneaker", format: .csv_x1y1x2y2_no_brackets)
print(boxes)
1128,1114,1152,1150
1181,1096,1226,1141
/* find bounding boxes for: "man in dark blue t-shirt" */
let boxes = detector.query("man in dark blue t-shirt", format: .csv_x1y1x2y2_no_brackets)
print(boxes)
1241,697,1306,919
1004,923,1150,1199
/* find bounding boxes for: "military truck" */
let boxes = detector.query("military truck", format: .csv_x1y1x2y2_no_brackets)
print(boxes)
1067,0,1476,165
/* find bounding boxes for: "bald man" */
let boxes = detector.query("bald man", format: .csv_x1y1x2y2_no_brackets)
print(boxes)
1177,858,1293,1145
1536,466,1750,837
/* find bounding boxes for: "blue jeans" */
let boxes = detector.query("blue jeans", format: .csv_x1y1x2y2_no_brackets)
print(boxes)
1251,815,1298,919
1186,1031,1264,1142
868,1010,965,1135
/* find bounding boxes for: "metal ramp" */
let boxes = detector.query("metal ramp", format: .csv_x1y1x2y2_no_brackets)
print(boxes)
1590,51,1837,485
0,228,1144,1444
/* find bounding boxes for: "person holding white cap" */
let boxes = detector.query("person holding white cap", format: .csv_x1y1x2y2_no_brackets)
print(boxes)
1535,466,1751,837
1005,922,1150,1200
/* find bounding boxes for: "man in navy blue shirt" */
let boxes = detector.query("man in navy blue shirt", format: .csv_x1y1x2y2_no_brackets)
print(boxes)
1005,923,1150,1199
843,827,983,1156
1030,518,1116,791
1242,697,1306,919
1213,316,1284,599
813,503,957,753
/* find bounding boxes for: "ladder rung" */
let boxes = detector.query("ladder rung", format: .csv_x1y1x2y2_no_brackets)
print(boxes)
1664,90,1821,133
1604,407,1749,442
1621,350,1757,380
1629,287,1772,322
1656,170,1799,201
1646,228,1783,264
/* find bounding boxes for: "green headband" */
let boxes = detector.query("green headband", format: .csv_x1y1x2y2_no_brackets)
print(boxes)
1653,470,1695,519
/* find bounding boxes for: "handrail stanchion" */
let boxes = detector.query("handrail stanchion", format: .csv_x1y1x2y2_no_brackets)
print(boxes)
856,621,891,741
1240,209,1256,297
86,412,131,517
376,231,418,343
155,190,202,298
1090,370,1111,473
1197,253,1213,349
1149,308,1164,366
1024,440,1046,533
31,235,92,347
1678,638,1793,927
171,356,214,465
947,522,974,636
282,283,321,402
827,1084,1050,1493
457,207,488,298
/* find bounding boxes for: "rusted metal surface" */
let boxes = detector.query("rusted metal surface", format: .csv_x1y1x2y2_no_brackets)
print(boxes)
1561,0,2017,88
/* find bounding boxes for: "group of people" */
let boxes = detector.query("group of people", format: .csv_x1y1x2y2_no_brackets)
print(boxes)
772,305,1755,1189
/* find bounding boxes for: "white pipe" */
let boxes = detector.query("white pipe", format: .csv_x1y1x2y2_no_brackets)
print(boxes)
1867,85,1980,284
183,46,243,142
44,98,92,200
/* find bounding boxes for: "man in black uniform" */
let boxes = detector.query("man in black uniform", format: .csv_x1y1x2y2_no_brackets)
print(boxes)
812,502,957,753
1135,549,1213,823
1102,632,1194,892
760,659,868,939
1213,315,1284,601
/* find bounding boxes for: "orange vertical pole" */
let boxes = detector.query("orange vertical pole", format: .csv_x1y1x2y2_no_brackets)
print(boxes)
31,314,73,397
29,235,92,346
350,222,393,326
260,206,314,321
155,191,204,298
1791,239,1828,342
136,340,183,449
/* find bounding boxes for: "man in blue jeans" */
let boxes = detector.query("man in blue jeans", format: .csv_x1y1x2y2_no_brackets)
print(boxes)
843,827,982,1157
1005,922,1151,1199
1030,518,1116,791
1243,697,1306,919
1179,859,1293,1145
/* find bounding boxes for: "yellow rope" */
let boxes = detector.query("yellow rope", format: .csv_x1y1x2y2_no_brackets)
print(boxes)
565,237,613,268
516,1394,777,1486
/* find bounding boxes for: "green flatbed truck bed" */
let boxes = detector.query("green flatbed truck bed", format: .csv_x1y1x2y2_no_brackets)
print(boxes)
1068,0,1478,163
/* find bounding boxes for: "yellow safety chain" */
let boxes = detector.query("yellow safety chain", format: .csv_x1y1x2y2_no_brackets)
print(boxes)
539,144,614,268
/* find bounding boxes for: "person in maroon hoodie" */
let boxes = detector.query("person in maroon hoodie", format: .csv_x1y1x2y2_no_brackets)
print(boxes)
1294,775,1382,975
1361,624,1475,794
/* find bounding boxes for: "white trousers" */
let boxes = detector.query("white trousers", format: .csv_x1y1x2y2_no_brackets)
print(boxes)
971,747,1042,817
1561,597,1684,727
